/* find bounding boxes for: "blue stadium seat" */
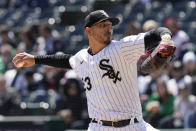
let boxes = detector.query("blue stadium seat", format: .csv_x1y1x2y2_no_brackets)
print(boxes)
66,0,87,6
0,9,8,24
0,0,6,7
131,2,145,14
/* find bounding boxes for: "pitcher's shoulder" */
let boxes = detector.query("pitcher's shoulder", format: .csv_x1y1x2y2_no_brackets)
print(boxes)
122,33,145,42
75,48,88,57
69,48,88,69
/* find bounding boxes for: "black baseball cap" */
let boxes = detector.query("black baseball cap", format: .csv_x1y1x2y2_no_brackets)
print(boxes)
85,10,120,28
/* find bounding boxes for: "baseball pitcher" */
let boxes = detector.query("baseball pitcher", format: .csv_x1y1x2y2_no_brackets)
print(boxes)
13,10,176,131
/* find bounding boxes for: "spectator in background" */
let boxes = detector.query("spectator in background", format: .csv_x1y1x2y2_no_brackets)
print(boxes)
4,68,29,97
143,19,158,32
185,110,196,128
39,24,65,55
30,24,40,44
0,56,4,74
125,21,142,36
0,25,17,49
5,68,44,103
182,51,196,96
175,83,196,127
41,65,66,91
138,69,163,96
165,17,191,60
0,75,22,116
138,68,170,111
158,82,196,129
183,51,196,77
167,60,185,96
30,24,40,38
21,70,46,102
56,78,88,129
30,24,47,56
24,70,45,92
144,78,175,128
0,44,15,72
17,27,38,54
4,68,59,115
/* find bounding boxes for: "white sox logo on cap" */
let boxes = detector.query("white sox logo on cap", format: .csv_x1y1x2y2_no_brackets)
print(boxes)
99,10,109,17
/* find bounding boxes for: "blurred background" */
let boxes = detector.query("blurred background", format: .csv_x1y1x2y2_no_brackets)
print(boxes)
0,0,196,130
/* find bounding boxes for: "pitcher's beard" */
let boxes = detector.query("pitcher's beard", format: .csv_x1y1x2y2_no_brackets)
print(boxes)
103,36,112,45
103,32,112,45
104,39,111,45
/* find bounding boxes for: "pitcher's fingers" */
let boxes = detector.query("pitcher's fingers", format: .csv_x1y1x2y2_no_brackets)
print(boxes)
17,52,25,55
14,59,25,68
12,55,22,64
12,54,26,64
12,52,28,63
14,58,24,65
14,52,27,58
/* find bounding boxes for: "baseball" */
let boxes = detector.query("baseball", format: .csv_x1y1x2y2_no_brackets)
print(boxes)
15,61,24,68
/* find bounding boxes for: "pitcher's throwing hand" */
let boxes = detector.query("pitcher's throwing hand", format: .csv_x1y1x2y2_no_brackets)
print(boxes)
12,52,35,68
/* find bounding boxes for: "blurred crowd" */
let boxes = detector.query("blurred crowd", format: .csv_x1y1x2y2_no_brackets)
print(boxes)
0,19,90,128
0,0,196,130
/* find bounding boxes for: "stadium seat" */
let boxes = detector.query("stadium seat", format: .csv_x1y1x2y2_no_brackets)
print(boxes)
93,0,120,12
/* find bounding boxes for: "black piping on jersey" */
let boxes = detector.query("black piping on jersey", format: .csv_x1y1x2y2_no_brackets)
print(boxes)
88,48,95,56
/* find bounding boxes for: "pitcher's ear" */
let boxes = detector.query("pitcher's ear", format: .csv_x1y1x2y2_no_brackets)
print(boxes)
85,27,90,31
85,27,91,34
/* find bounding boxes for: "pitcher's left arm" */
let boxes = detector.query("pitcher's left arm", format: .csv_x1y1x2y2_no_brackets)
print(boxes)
137,27,176,74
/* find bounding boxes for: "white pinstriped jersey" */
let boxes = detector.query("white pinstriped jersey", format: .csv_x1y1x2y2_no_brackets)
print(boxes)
69,33,145,121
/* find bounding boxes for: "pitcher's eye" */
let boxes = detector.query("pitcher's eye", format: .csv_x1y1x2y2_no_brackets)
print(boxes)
102,24,111,28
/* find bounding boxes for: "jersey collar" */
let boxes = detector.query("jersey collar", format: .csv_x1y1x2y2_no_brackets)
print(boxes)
87,48,95,56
